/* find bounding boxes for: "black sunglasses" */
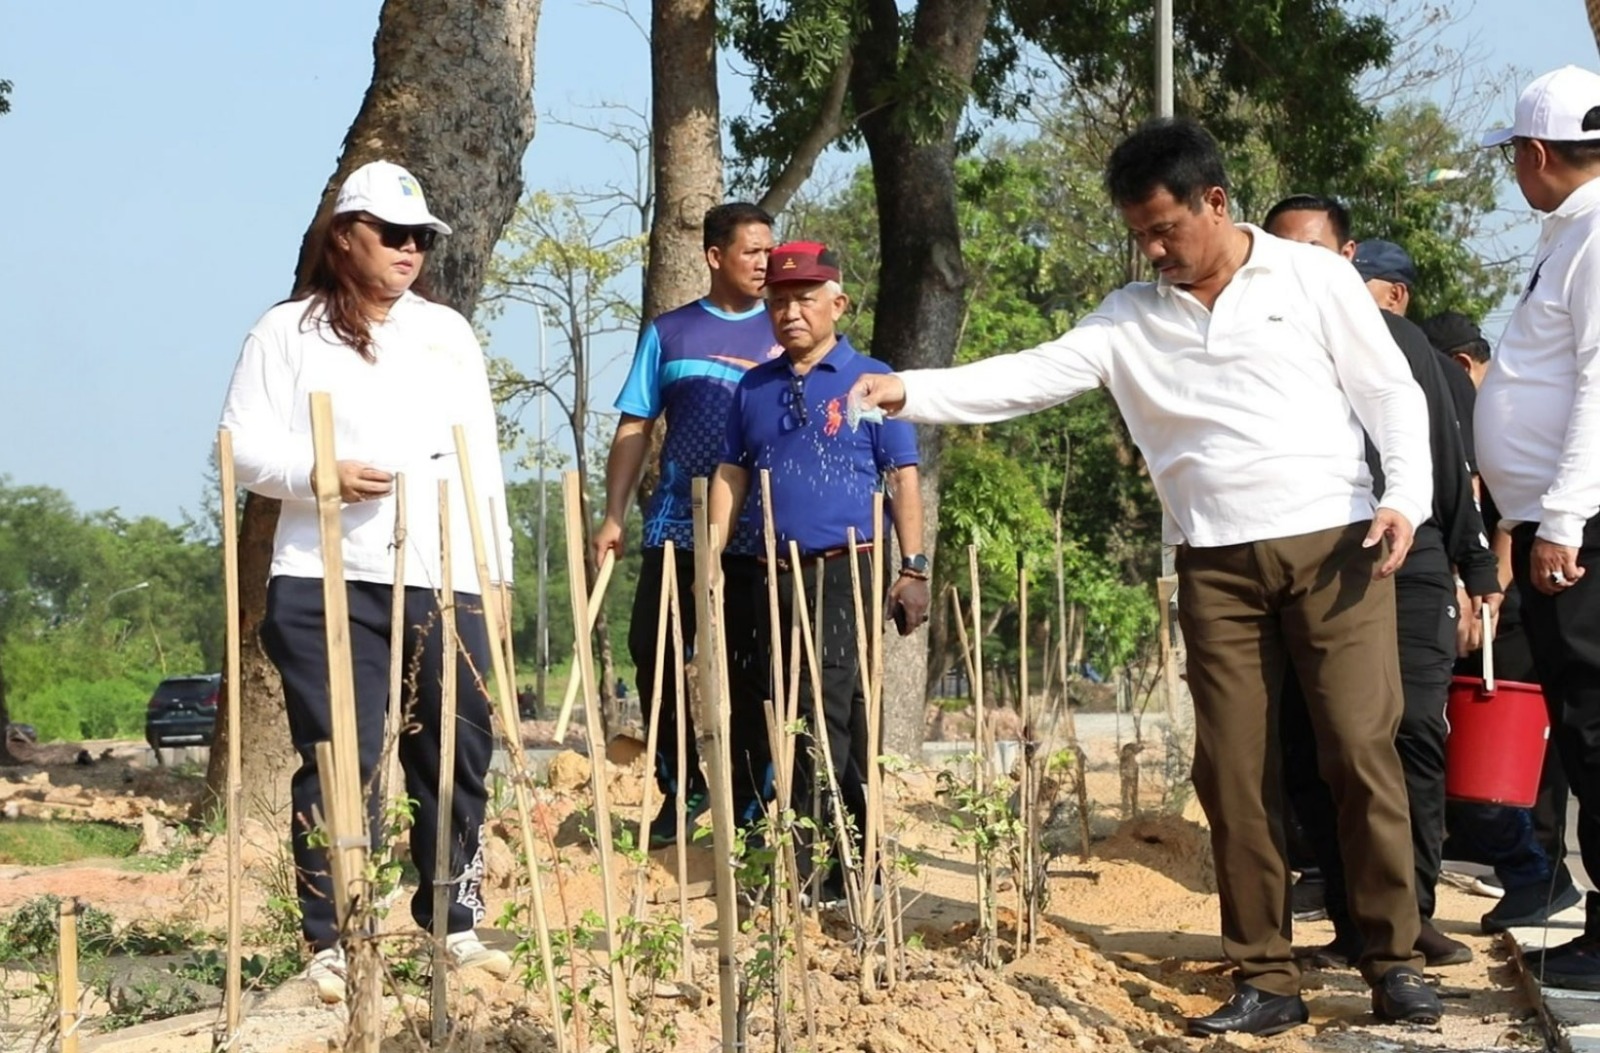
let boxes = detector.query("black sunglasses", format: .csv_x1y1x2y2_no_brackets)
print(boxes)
1498,138,1521,166
783,371,808,428
354,217,438,252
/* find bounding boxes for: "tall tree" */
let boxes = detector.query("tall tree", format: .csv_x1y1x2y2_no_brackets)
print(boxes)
645,0,723,320
849,0,993,754
209,0,545,817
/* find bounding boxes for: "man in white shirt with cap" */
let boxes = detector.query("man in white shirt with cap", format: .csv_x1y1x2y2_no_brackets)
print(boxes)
1477,64,1600,990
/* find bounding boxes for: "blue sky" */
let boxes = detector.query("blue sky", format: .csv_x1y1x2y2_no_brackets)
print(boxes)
0,1,1594,525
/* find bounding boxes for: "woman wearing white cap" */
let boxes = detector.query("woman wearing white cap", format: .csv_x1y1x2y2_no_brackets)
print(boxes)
220,160,513,1002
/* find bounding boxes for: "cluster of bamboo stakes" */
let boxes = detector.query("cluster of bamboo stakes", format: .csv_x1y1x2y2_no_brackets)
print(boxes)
46,394,1106,1053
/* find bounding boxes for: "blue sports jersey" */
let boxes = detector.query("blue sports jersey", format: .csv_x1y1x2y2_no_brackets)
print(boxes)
721,337,919,557
615,299,780,553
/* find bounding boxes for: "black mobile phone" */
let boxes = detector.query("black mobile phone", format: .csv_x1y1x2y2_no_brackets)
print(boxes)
891,599,909,636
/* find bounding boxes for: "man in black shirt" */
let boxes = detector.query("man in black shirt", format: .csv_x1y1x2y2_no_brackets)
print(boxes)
1263,201,1501,967
1421,310,1580,933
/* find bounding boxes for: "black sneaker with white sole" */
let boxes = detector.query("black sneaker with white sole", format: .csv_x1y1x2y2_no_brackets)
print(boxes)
648,789,709,848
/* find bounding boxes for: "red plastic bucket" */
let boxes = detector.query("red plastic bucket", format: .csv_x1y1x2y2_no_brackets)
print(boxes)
1445,675,1550,806
1445,607,1549,806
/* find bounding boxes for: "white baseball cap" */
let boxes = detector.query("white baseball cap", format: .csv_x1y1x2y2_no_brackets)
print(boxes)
333,160,453,234
1482,65,1600,147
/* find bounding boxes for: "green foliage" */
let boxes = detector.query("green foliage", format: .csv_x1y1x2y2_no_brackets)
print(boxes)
99,976,204,1030
0,79,11,116
0,477,222,743
172,947,301,992
1330,101,1517,321
0,897,116,961
996,0,1392,188
0,821,141,868
6,673,152,742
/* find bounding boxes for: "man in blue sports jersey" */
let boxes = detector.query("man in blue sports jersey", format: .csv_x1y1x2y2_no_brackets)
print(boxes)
710,241,931,904
596,203,778,846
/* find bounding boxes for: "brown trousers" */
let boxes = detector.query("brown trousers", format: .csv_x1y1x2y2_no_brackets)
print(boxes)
1177,521,1422,994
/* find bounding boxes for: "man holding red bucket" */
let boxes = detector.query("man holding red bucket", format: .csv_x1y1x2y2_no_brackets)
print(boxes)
1478,65,1600,989
1424,313,1581,936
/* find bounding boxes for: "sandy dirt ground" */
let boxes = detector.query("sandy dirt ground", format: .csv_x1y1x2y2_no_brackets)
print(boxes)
0,727,1547,1053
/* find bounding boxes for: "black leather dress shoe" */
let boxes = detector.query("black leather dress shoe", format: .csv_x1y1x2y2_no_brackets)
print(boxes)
1185,983,1310,1037
1371,966,1442,1024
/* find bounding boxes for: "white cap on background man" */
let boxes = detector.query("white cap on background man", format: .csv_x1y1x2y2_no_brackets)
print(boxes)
1482,65,1600,147
333,160,453,234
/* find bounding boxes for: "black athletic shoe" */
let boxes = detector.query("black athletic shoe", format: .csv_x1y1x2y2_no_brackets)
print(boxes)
1291,874,1329,923
1371,966,1442,1025
647,789,709,848
1482,867,1582,934
1529,935,1600,990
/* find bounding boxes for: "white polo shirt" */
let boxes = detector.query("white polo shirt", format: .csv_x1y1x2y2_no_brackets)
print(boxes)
897,226,1432,548
220,291,512,593
1476,177,1600,548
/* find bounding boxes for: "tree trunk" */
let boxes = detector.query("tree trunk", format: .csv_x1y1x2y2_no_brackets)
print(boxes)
206,0,544,820
0,655,17,766
852,0,992,759
645,0,723,321
1590,0,1600,55
637,0,724,511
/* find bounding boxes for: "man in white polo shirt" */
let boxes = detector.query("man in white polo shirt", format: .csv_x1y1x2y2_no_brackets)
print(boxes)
1476,65,1600,990
850,117,1441,1035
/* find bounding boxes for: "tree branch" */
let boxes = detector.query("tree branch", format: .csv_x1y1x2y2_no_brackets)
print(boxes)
758,49,856,216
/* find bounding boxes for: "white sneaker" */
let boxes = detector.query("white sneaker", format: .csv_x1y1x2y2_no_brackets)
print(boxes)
305,946,347,1004
445,931,512,979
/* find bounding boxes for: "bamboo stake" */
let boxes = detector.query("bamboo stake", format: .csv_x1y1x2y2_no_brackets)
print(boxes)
430,482,459,1045
790,541,862,926
965,545,997,969
1054,512,1092,862
689,478,739,1051
307,393,378,1053
308,395,365,921
967,547,988,792
845,528,881,992
489,498,518,692
551,552,616,741
381,475,408,840
447,427,565,1052
58,900,79,1053
759,471,814,1040
216,430,244,1041
631,539,675,916
1017,553,1039,955
560,471,633,1053
868,489,894,985
664,553,693,983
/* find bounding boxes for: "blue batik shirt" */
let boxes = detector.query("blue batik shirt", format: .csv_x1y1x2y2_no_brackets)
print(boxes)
721,336,919,557
615,299,780,554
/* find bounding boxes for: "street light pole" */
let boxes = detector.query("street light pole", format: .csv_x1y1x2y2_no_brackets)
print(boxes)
535,304,551,715
1155,0,1173,118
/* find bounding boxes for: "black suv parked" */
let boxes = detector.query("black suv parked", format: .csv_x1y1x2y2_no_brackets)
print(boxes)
144,674,221,751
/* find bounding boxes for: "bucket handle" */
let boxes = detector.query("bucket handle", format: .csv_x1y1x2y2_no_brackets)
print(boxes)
1481,600,1495,695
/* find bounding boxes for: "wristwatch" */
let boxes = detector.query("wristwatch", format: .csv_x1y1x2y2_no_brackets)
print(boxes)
900,553,930,579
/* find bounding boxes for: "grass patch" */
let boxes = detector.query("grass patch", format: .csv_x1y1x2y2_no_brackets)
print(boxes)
0,820,140,866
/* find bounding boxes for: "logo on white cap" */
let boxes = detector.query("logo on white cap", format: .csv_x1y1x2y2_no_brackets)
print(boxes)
1483,65,1600,148
333,160,453,235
